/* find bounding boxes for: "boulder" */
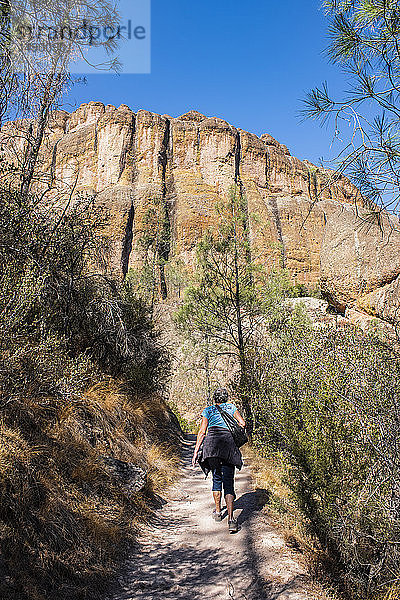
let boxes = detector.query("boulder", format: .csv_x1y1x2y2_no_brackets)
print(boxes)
320,205,400,320
101,456,147,495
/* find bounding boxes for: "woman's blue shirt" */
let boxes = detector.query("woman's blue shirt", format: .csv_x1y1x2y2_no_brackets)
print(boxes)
201,402,237,429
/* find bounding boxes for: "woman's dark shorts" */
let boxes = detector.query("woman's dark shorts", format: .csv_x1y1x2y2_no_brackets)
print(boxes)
211,461,235,497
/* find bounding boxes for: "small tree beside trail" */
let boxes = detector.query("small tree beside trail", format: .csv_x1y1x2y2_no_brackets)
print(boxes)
175,189,289,433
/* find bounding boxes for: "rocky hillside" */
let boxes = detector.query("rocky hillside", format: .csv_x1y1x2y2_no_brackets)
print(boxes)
2,101,400,323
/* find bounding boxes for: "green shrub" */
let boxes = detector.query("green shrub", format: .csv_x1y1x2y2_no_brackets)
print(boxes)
285,282,322,298
0,186,173,599
252,320,400,599
0,188,169,394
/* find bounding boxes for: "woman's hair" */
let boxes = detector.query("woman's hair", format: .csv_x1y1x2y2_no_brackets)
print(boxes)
213,388,229,404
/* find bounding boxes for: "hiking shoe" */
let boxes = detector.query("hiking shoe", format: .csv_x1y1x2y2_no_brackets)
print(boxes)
212,510,222,522
228,518,238,533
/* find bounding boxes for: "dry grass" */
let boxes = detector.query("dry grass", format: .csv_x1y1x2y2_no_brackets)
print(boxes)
244,446,305,537
0,378,181,600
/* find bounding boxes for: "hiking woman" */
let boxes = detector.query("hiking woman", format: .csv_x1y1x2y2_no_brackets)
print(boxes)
192,388,246,533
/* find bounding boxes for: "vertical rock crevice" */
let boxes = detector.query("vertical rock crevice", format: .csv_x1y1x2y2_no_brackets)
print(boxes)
158,118,172,300
120,114,137,277
234,131,255,268
234,130,244,192
307,167,318,203
93,120,98,152
235,132,251,224
266,148,286,269
121,201,135,277
265,147,270,187
119,113,136,181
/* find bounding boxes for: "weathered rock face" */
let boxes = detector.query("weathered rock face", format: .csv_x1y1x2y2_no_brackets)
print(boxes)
2,101,400,324
320,206,400,317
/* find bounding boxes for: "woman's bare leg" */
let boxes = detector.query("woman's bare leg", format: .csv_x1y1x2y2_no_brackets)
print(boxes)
225,494,234,520
213,491,222,513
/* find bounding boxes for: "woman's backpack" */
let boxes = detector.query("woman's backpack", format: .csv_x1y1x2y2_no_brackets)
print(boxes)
216,405,249,448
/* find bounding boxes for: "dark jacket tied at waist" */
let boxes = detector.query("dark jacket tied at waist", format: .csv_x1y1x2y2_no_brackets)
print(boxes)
197,426,243,477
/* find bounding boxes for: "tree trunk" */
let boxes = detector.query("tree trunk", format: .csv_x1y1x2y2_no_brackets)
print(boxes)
232,206,253,434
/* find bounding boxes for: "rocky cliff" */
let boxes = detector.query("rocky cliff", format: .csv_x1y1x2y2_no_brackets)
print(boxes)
2,101,400,324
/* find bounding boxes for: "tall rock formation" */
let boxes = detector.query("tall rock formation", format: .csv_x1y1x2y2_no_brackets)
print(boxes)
2,101,400,324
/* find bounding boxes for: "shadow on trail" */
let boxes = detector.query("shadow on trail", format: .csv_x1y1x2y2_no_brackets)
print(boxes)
113,543,262,600
111,537,309,600
234,489,269,526
106,434,309,600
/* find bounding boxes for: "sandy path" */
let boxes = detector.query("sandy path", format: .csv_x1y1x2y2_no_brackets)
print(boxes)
107,435,324,600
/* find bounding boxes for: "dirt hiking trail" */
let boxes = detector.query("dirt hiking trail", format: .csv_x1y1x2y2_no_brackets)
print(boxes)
107,435,328,600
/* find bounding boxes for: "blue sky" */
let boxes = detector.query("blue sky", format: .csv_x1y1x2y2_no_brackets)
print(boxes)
63,0,347,166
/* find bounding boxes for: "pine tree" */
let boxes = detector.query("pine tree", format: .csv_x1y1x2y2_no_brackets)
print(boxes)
304,0,400,216
175,189,272,432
